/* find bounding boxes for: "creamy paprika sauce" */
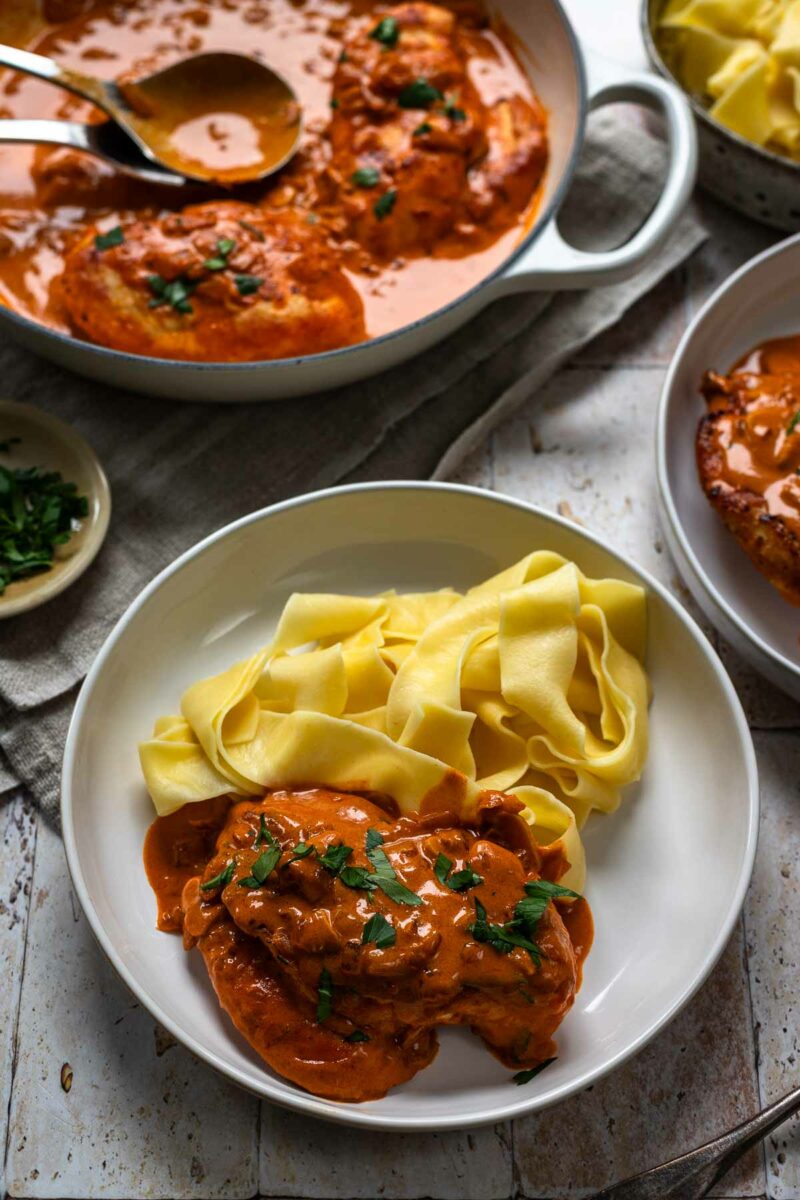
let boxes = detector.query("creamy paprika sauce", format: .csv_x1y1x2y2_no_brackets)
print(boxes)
698,334,800,605
144,787,592,1101
0,0,547,359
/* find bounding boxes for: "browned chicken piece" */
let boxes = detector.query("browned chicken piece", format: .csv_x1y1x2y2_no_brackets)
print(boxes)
54,200,366,361
172,787,588,1101
324,2,546,261
698,367,800,605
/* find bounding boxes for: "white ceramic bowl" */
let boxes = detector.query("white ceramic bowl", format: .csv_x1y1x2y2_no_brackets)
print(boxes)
657,233,800,701
62,483,758,1130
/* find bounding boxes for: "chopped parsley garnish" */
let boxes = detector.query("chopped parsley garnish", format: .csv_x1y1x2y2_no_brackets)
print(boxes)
200,861,235,892
204,237,237,271
362,911,396,949
445,103,466,122
339,865,378,891
788,410,800,434
345,1029,370,1043
468,897,542,966
433,852,483,892
316,967,333,1022
413,121,432,136
319,843,353,874
339,49,349,63
238,218,266,242
147,274,196,314
514,880,580,936
238,844,282,888
330,97,340,109
286,841,316,863
512,1057,557,1085
373,188,397,220
365,828,422,906
94,225,124,251
234,274,263,297
0,455,89,596
255,813,276,848
398,78,444,109
351,166,381,188
369,15,399,47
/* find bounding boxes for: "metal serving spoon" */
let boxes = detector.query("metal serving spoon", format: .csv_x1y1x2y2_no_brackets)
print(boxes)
0,44,302,187
589,1083,800,1199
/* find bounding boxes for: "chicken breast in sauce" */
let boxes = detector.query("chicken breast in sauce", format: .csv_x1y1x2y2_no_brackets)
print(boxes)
325,2,547,260
698,341,800,605
54,201,366,361
145,787,591,1102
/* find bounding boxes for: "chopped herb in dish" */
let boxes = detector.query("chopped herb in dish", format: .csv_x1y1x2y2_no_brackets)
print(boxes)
351,166,381,188
365,828,422,905
369,15,399,47
361,911,396,948
373,188,397,220
234,274,263,296
512,1057,557,1085
94,225,124,251
147,274,196,314
316,967,333,1022
398,78,443,109
0,445,89,596
200,860,235,892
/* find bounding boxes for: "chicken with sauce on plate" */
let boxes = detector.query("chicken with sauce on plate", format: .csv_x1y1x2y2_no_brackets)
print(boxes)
698,336,800,606
145,786,591,1102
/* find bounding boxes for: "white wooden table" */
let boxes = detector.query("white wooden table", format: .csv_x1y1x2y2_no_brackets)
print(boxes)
3,4,800,1197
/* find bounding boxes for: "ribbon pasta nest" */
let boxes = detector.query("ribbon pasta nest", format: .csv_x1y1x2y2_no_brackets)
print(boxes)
657,0,800,158
139,551,650,892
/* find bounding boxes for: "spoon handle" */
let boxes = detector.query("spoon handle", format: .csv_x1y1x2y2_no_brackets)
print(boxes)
0,43,110,110
0,119,185,187
592,1084,800,1199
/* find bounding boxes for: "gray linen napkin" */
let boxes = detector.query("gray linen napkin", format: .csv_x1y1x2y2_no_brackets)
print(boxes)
0,111,706,822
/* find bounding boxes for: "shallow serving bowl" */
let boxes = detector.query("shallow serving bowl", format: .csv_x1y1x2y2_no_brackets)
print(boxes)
643,0,800,231
657,233,800,701
62,482,758,1130
0,0,696,402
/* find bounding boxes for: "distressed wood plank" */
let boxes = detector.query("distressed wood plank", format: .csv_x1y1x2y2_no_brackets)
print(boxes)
260,1107,513,1199
745,732,800,1200
514,926,763,1199
0,789,37,1200
5,821,259,1200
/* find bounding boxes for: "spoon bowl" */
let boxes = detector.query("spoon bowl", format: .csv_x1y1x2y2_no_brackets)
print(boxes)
0,42,302,186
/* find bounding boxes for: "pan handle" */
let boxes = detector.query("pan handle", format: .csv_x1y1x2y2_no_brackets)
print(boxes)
494,49,697,293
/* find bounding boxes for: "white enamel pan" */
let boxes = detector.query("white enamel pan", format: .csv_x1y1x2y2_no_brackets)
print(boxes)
0,1,697,401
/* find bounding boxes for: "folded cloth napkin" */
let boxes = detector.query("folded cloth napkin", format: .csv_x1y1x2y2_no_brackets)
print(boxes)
0,111,706,823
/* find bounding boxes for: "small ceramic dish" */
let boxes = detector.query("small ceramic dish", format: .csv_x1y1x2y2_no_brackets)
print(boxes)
642,0,800,232
62,482,758,1131
657,232,800,700
0,401,110,618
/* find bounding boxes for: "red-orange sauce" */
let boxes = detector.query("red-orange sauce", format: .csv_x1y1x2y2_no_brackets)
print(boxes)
144,787,592,1102
698,334,800,604
0,0,545,348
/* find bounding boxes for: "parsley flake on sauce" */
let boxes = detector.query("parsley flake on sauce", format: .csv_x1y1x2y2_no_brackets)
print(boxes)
512,1057,557,1085
433,852,483,892
351,166,381,188
94,225,124,251
514,880,580,936
365,829,422,905
204,237,237,271
238,844,282,888
286,841,316,863
788,410,800,434
255,813,276,848
344,1029,370,1043
413,121,432,137
369,15,399,47
468,897,542,966
316,967,334,1022
0,449,89,596
373,188,397,220
339,865,377,891
319,843,353,874
200,860,235,892
362,912,396,949
234,274,263,297
398,78,444,109
147,274,196,314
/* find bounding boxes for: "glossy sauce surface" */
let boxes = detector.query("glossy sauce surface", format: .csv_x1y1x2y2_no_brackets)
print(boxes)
701,334,800,529
0,0,545,345
144,787,591,1102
